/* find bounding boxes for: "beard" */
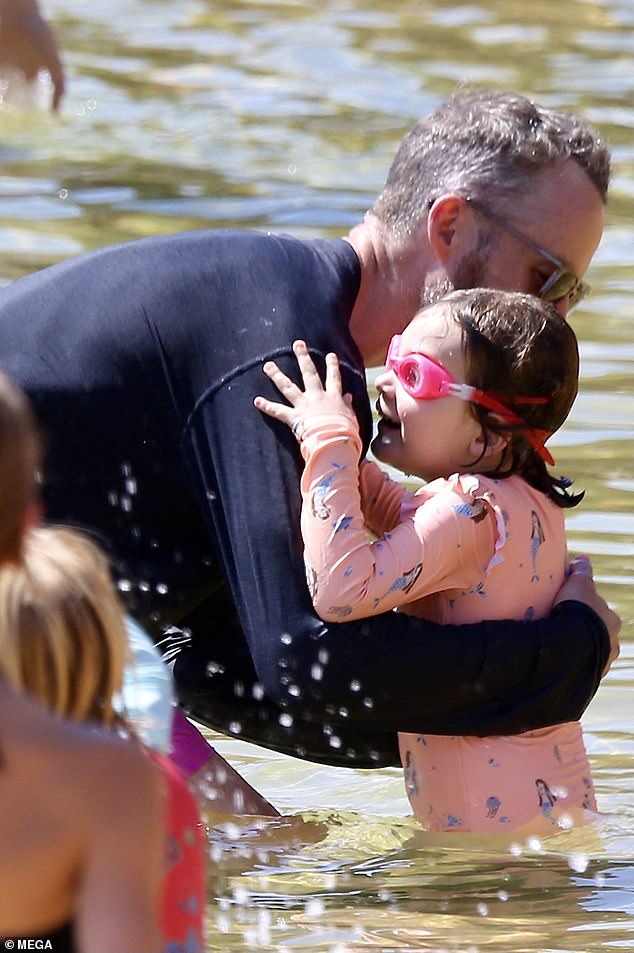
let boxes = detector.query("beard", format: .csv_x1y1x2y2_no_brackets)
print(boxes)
418,237,491,309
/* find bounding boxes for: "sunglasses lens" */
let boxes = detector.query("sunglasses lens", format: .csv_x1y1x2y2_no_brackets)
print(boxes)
539,269,577,302
540,269,589,307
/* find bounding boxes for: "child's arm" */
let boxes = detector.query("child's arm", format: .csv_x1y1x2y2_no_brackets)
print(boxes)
255,342,498,621
299,419,496,619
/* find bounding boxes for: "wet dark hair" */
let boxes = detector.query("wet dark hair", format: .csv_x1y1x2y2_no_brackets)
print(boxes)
372,89,610,237
441,288,581,508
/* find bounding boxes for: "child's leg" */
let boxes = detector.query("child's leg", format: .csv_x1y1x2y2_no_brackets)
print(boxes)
171,707,280,817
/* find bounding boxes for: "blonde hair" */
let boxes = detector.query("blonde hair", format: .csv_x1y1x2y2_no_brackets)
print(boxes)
0,526,127,725
0,371,41,563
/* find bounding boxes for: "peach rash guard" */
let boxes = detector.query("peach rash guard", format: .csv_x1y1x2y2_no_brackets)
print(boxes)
298,413,596,833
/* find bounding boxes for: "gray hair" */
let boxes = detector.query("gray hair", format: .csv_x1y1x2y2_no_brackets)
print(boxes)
371,89,611,237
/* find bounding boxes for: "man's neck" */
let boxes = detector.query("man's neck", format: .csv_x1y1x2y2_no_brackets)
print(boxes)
344,216,433,368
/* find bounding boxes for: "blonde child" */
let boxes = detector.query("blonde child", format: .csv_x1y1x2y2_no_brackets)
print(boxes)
255,288,597,834
0,523,207,950
0,369,164,952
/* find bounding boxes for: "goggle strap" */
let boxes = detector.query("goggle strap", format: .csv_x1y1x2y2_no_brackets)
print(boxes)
444,384,555,466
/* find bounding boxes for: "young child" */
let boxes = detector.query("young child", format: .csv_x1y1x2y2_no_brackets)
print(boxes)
0,523,206,951
0,369,164,952
255,287,597,834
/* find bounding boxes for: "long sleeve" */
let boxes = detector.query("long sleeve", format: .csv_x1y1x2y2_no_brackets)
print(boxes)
299,413,497,622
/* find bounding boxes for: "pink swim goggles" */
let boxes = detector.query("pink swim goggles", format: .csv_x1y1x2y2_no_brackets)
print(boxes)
385,334,555,466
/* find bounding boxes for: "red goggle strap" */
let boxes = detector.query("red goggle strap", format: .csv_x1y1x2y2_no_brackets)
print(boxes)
460,386,555,466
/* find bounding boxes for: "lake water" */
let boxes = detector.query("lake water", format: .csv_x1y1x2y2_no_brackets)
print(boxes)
1,1,632,949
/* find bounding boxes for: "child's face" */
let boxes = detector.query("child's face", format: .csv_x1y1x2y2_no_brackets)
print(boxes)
371,305,485,482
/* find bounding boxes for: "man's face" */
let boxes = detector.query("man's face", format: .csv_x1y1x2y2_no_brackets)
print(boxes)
423,160,605,317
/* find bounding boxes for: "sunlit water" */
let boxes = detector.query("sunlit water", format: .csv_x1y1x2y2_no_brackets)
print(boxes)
1,1,633,949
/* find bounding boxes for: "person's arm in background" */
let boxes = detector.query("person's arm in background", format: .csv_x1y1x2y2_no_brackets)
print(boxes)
0,0,65,111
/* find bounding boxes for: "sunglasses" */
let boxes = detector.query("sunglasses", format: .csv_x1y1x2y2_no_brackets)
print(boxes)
385,334,554,465
466,198,590,308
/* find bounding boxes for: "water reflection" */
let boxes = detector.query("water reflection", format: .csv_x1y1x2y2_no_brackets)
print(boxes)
1,0,633,949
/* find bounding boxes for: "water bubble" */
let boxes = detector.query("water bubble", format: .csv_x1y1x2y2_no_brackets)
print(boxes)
338,707,349,718
155,583,168,595
477,902,489,917
288,684,301,697
125,478,137,495
117,579,132,593
568,853,589,873
526,836,542,852
58,188,69,199
304,898,324,917
350,679,361,692
252,683,264,700
280,632,293,645
121,495,132,512
86,99,97,110
121,462,132,476
329,735,342,749
594,872,606,887
369,749,380,762
206,489,216,502
311,664,323,680
509,842,523,857
318,648,329,664
363,696,374,709
497,890,509,902
288,164,297,175
107,491,118,506
228,721,242,735
206,661,225,676
233,680,244,698
233,884,250,905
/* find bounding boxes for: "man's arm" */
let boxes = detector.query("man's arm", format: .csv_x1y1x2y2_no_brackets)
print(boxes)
0,0,65,111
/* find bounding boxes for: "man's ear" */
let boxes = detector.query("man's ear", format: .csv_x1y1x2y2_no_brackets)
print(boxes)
427,194,475,264
468,427,510,462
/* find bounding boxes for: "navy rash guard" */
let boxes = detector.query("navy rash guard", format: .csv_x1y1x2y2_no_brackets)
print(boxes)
0,230,609,767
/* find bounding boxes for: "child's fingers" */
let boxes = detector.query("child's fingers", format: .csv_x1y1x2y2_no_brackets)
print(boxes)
253,394,294,424
324,351,342,395
262,360,302,402
293,340,324,392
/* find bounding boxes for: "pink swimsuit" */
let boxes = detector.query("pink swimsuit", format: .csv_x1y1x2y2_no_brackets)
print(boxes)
298,413,596,832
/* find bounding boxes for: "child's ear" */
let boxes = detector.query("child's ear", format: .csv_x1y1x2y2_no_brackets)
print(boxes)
469,427,510,462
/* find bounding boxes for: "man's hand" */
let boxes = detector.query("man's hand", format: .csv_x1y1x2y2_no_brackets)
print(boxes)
254,339,358,440
554,554,621,674
0,0,65,111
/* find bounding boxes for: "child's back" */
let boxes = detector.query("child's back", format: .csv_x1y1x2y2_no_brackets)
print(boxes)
397,471,595,832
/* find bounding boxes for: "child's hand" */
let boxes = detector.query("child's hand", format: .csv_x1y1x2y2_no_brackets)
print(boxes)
254,340,357,439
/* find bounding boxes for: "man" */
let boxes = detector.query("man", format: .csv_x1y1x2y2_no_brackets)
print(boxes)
0,89,620,769
0,0,65,111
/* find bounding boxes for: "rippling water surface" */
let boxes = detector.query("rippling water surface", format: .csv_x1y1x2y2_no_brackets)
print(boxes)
1,1,633,949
